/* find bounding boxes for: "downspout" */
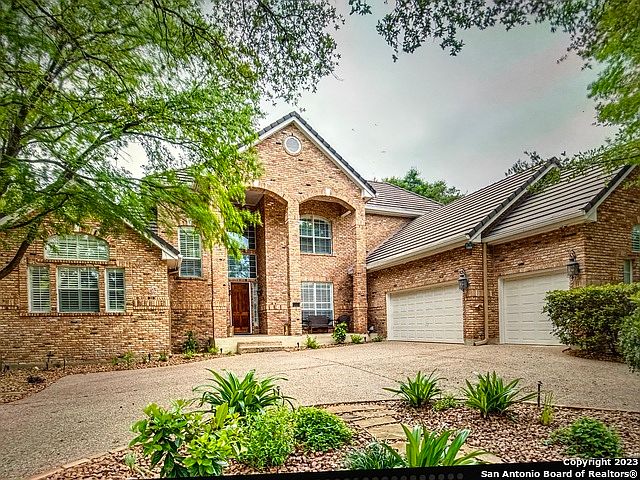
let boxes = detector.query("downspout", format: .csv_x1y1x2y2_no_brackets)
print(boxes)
474,242,489,346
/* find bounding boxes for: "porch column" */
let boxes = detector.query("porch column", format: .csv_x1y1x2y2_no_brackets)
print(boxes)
352,206,367,333
286,200,303,335
211,244,231,338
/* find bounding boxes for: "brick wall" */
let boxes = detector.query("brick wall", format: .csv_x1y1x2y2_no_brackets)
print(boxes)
365,214,411,256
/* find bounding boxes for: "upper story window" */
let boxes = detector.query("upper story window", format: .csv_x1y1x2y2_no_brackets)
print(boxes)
299,215,332,254
45,234,108,261
284,135,302,155
228,254,257,279
632,225,640,253
179,227,202,277
227,225,256,250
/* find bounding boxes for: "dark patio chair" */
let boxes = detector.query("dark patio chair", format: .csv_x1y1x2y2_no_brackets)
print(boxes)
305,315,334,333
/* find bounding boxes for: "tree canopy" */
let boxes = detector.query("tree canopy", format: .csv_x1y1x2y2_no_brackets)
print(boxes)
0,0,342,277
384,167,463,204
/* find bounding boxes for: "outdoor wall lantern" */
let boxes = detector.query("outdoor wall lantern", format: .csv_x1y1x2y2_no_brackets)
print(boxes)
566,250,580,278
458,269,470,291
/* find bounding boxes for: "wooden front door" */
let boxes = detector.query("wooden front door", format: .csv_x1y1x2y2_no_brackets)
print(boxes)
231,283,251,334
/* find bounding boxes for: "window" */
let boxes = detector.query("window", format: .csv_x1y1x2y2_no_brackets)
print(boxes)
29,266,50,313
228,254,257,279
301,282,333,322
227,225,256,250
624,260,634,284
57,267,99,312
106,269,125,312
179,227,202,277
45,234,108,261
284,135,302,155
633,225,640,252
299,216,332,254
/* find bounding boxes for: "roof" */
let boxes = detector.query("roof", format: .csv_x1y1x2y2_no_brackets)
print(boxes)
484,164,635,241
366,163,554,268
147,229,181,258
256,112,376,198
366,181,442,216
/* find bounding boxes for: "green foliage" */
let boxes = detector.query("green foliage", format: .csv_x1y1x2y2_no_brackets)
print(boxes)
433,393,459,412
350,334,364,344
544,283,640,355
384,370,442,407
382,425,485,467
551,417,623,458
158,352,168,362
206,338,218,355
345,442,404,470
372,334,384,342
540,392,555,427
123,452,137,473
304,335,320,349
112,351,136,368
332,322,348,344
240,407,295,469
462,372,536,418
293,407,353,452
195,369,291,417
184,331,199,355
384,167,463,204
619,302,640,372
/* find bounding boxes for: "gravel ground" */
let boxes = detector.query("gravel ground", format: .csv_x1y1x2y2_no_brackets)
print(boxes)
2,342,639,480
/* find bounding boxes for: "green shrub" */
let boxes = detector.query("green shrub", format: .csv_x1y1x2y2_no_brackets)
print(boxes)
350,334,364,344
345,442,404,470
462,371,535,418
619,302,640,372
332,322,348,344
544,283,640,355
433,393,458,412
551,417,623,458
240,407,295,468
304,335,320,349
384,370,442,407
372,334,384,342
195,369,292,416
184,331,199,354
539,391,555,426
293,406,352,452
158,351,168,362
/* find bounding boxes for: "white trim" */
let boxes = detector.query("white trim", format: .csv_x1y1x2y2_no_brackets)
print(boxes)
583,165,636,218
300,215,333,255
364,205,425,218
28,265,51,313
367,235,467,272
301,281,334,321
178,227,203,278
56,266,100,313
105,268,126,313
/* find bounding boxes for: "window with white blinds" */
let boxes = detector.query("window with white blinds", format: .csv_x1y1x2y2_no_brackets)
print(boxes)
106,269,125,312
179,227,202,277
299,216,332,254
45,234,109,261
301,282,334,322
57,267,100,312
29,266,50,312
632,225,640,253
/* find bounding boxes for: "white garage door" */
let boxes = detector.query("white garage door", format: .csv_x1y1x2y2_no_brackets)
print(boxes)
387,284,463,343
500,271,569,345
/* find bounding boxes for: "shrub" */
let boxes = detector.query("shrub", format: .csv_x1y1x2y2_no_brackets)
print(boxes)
293,407,352,452
184,331,199,354
240,407,295,468
304,335,320,349
345,442,404,470
384,370,442,407
462,371,535,418
433,393,458,412
372,334,384,342
382,425,485,467
544,283,640,355
619,302,640,372
332,322,348,344
158,351,168,362
550,417,623,458
195,369,292,416
350,334,364,344
539,391,555,426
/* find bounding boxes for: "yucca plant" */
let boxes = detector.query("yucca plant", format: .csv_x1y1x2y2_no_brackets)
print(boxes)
384,370,442,407
382,425,486,467
462,371,536,418
195,369,292,417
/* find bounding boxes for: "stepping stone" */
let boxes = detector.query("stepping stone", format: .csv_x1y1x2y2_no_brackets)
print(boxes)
338,413,366,421
367,423,406,441
358,408,397,418
325,404,383,414
354,416,397,428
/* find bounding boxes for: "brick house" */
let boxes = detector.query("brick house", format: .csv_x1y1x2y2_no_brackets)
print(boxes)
1,112,639,364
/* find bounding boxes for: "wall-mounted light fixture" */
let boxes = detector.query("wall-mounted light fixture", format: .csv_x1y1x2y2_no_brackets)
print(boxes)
458,269,470,291
566,250,580,278
464,241,474,250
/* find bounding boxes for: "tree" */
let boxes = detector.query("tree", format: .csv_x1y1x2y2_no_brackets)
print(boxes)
351,0,639,170
384,167,463,204
0,0,343,278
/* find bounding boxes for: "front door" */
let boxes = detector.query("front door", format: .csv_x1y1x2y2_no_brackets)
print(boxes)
231,282,251,334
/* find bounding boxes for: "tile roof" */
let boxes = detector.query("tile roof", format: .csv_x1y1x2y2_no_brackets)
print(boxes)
366,181,442,216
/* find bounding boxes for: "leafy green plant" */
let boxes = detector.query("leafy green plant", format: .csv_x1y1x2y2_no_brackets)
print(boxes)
550,417,623,458
433,393,458,412
304,335,320,349
195,369,291,416
123,452,137,473
384,371,442,407
240,407,295,468
158,352,168,362
382,425,485,466
293,407,352,452
332,322,348,344
619,302,640,372
539,392,555,426
184,351,195,359
462,372,535,418
206,338,218,355
350,334,364,344
184,331,199,354
372,334,384,342
183,425,234,476
345,442,404,470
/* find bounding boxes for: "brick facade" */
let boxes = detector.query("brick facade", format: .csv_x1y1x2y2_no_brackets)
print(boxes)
365,214,411,256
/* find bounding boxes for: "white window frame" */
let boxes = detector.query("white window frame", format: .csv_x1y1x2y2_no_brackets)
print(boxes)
45,234,109,261
57,266,100,313
301,282,334,321
179,227,202,278
106,268,126,312
632,225,640,253
299,215,332,255
623,259,634,284
28,265,51,313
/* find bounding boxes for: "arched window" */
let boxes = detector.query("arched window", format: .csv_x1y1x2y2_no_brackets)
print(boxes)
632,225,640,253
299,215,332,254
45,234,109,261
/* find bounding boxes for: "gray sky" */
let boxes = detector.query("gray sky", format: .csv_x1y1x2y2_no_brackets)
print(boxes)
262,9,613,193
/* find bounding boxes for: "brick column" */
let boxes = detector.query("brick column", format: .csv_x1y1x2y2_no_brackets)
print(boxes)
286,200,302,335
211,244,231,339
352,207,367,333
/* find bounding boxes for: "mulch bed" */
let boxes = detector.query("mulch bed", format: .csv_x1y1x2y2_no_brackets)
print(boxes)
565,348,625,364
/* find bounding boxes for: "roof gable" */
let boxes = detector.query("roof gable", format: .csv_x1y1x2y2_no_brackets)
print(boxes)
366,181,442,217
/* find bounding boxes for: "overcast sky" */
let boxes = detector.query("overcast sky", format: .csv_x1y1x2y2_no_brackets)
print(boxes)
261,8,613,193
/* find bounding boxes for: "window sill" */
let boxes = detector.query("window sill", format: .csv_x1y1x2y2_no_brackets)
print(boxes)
25,311,130,317
301,252,335,258
176,276,206,281
43,259,109,264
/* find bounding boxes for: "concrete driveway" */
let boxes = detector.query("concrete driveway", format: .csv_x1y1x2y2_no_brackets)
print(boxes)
1,342,639,480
